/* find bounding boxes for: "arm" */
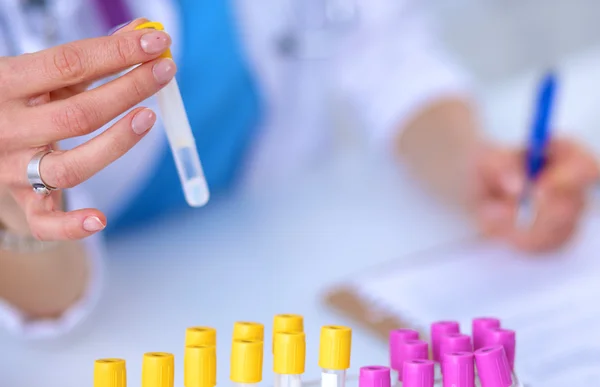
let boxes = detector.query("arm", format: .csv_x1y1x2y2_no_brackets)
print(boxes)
396,98,481,208
335,1,480,205
0,189,103,337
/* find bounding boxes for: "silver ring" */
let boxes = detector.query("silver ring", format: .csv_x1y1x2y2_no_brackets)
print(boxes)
27,150,57,196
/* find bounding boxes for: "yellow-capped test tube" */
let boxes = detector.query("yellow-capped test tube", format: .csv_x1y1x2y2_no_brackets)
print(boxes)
142,352,175,387
184,345,216,387
233,321,264,341
319,326,352,387
134,21,209,208
94,358,127,387
273,314,304,353
274,331,306,387
186,326,217,347
230,339,264,385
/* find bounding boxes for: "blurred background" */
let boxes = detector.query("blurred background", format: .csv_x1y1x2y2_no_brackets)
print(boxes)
3,0,600,386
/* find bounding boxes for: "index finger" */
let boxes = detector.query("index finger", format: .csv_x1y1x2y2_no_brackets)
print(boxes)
1,21,171,99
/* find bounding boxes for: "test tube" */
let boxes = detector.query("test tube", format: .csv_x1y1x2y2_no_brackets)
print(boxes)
402,360,434,387
184,345,216,387
389,329,420,383
319,325,352,387
134,22,209,208
274,331,306,387
442,352,474,387
359,366,391,387
481,329,515,371
186,326,217,347
439,334,472,374
233,321,265,341
392,340,428,385
94,358,126,387
142,352,175,387
230,339,264,387
430,322,460,363
273,314,304,353
471,318,500,351
474,346,513,387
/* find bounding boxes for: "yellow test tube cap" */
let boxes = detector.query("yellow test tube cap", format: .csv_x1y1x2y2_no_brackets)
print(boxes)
233,321,264,341
142,352,175,387
273,314,304,349
184,345,216,387
318,326,352,370
273,331,306,375
230,339,264,383
186,327,217,347
134,21,172,59
94,358,126,387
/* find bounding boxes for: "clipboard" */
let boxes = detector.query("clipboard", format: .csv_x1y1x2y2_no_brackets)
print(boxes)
323,238,479,341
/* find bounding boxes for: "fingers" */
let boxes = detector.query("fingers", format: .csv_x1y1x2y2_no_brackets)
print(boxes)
509,193,584,252
476,199,515,238
1,108,156,188
535,145,599,196
23,58,174,145
40,108,157,189
476,146,524,199
11,187,106,241
1,22,171,100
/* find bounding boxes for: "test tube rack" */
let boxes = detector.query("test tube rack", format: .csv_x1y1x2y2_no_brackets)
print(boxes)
93,314,522,387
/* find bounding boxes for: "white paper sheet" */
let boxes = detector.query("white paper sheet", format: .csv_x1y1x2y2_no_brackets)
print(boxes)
354,215,600,386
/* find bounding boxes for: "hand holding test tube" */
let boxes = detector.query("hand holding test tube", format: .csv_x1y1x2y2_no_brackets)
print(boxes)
135,22,210,208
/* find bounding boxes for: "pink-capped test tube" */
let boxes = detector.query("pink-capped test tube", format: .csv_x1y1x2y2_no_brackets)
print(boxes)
360,366,391,387
390,329,420,367
472,318,500,350
482,329,515,370
442,352,474,387
394,340,428,383
402,360,434,387
439,334,472,374
431,321,460,362
439,334,472,362
474,346,513,387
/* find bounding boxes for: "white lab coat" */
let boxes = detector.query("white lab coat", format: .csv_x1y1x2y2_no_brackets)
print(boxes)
0,0,470,337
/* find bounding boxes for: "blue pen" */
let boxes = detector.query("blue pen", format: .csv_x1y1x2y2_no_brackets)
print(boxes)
517,71,558,226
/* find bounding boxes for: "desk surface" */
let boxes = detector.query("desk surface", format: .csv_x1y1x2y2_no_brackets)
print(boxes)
0,149,472,387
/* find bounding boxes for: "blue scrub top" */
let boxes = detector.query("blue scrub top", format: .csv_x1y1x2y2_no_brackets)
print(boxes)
108,0,262,233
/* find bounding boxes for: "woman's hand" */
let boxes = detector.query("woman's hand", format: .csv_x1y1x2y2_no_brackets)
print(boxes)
470,138,599,252
0,18,175,240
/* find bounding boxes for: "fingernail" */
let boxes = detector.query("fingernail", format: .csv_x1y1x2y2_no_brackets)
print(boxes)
140,31,171,54
152,58,177,84
109,20,134,35
502,173,523,196
83,216,105,232
131,109,156,135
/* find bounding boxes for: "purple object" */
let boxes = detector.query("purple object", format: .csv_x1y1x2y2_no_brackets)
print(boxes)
472,318,501,350
474,346,513,387
93,0,133,30
483,328,516,370
402,359,434,387
443,352,474,387
395,340,429,381
431,321,460,362
389,329,420,371
359,366,391,387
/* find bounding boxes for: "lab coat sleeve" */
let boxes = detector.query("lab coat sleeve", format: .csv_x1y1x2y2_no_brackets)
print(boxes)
0,187,106,339
335,0,473,149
